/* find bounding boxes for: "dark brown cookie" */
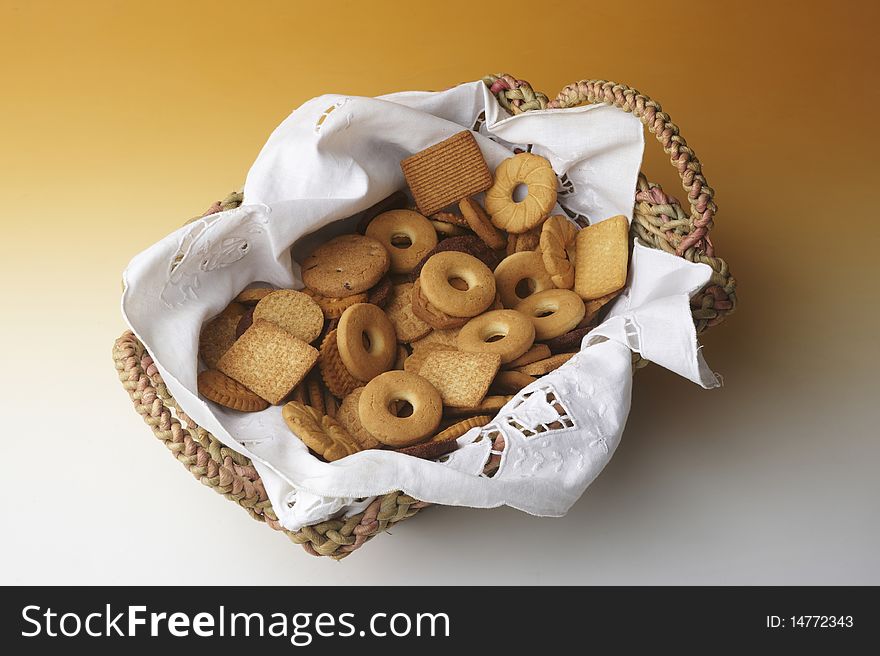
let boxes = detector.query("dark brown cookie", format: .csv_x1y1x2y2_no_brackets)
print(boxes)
542,325,591,353
407,235,502,281
235,305,255,339
395,437,459,460
366,276,393,308
355,190,409,234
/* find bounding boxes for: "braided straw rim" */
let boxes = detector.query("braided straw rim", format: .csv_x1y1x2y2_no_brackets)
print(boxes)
114,75,736,558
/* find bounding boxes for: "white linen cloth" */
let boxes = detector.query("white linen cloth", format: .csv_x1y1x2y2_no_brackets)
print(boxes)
121,80,718,531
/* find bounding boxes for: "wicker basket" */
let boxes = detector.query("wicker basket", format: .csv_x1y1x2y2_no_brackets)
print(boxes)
113,74,737,559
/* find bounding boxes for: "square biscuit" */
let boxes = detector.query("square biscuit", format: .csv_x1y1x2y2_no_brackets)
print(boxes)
574,215,630,300
418,350,500,408
401,131,493,217
217,319,318,405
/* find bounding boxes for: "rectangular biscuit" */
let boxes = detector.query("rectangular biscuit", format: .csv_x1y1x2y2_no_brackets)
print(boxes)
418,350,500,408
217,319,318,405
574,215,630,300
401,130,493,216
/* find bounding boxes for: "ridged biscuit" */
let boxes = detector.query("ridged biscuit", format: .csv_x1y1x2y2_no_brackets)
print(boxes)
485,153,557,234
401,130,493,216
429,415,492,442
540,215,579,288
318,329,364,398
197,369,269,412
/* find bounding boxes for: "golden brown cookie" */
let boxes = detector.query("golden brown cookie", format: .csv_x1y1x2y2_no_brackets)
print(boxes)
403,342,457,375
385,282,432,342
253,290,324,343
337,388,382,450
216,319,319,405
282,402,363,462
366,276,393,308
323,387,338,418
233,286,275,305
515,289,586,340
430,210,470,227
584,289,622,323
459,197,507,250
288,381,308,406
410,279,470,330
401,130,493,216
574,215,629,300
430,415,492,442
410,327,461,351
457,309,535,364
513,352,577,376
444,395,511,418
199,302,246,369
302,288,368,319
358,371,443,447
336,303,397,381
301,234,390,298
318,329,364,398
485,153,557,234
197,369,269,412
418,350,501,408
506,225,543,255
366,209,438,274
540,215,579,288
430,219,468,238
393,344,408,370
503,343,551,369
493,251,556,308
408,235,502,282
418,251,497,318
306,373,325,414
490,370,537,395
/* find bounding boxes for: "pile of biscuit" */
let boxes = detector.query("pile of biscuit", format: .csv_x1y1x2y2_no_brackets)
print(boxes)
197,130,630,463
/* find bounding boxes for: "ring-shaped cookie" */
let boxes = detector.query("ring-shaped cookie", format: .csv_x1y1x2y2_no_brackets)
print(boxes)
366,209,438,274
515,289,586,340
494,251,556,308
336,303,398,381
358,371,443,447
419,251,496,318
457,310,536,364
485,153,558,234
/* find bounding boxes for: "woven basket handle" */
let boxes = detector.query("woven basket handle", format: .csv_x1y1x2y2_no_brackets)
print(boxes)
485,75,716,256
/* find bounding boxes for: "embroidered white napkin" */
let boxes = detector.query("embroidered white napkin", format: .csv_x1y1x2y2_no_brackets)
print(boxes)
121,80,717,531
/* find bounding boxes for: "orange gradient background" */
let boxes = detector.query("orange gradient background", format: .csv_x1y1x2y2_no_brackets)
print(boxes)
1,1,877,584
